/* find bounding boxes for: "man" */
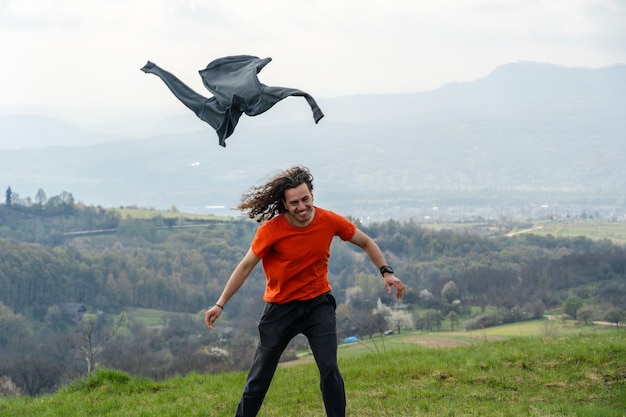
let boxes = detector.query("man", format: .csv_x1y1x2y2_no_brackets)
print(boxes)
205,166,407,417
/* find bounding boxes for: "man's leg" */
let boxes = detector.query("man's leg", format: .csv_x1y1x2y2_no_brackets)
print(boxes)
235,302,298,417
304,294,346,417
234,343,283,417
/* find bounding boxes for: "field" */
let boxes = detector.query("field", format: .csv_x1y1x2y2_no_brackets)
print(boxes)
510,220,626,245
423,218,626,245
2,323,624,417
114,207,231,222
122,307,199,327
288,318,612,365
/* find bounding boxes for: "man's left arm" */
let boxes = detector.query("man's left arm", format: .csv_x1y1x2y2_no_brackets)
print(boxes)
349,229,407,299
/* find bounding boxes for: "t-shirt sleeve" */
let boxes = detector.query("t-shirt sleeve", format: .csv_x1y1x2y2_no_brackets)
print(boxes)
333,212,357,241
251,223,272,258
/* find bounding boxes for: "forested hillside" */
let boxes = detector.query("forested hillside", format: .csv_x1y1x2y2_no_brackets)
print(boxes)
1,199,625,395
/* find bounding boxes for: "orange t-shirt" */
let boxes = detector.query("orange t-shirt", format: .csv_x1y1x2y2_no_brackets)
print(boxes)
251,207,357,304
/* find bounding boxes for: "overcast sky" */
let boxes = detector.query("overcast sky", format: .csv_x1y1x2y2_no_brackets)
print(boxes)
1,0,624,122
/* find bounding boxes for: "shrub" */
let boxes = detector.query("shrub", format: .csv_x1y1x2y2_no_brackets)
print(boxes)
0,375,23,397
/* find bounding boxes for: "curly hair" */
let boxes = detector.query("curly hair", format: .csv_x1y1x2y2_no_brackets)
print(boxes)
237,166,314,222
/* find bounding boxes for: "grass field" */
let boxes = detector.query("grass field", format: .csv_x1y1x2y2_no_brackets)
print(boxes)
2,324,623,416
122,307,198,327
291,319,613,363
425,218,626,244
114,208,227,221
524,220,626,245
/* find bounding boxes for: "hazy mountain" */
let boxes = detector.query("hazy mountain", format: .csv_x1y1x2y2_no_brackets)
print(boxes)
1,62,624,221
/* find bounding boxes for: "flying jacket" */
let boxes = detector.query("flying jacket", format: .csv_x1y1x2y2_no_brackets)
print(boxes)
141,56,324,147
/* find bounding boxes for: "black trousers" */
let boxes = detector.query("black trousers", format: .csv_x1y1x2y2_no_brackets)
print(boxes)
235,293,345,417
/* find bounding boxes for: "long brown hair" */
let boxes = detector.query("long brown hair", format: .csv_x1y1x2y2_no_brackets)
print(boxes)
237,166,314,222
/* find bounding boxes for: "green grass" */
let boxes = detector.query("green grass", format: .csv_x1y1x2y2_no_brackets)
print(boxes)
526,220,626,245
2,329,624,416
462,317,599,338
122,307,198,327
114,207,227,221
425,219,626,245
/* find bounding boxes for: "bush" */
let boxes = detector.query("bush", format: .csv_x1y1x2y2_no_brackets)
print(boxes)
69,369,134,392
465,313,502,330
0,375,22,397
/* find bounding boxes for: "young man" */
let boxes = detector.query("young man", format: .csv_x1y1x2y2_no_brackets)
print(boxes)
205,166,407,417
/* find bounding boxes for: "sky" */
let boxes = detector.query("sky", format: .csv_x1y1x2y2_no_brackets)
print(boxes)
1,0,625,123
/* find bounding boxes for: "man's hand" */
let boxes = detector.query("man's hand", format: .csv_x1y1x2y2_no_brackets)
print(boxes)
383,274,407,299
205,305,223,330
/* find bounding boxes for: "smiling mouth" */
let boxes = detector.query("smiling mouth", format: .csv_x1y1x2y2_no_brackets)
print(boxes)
295,208,312,220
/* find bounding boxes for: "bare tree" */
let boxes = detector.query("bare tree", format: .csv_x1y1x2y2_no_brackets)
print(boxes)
69,313,126,375
34,188,47,206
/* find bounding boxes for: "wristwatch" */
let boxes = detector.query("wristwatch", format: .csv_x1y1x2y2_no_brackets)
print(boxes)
379,265,394,277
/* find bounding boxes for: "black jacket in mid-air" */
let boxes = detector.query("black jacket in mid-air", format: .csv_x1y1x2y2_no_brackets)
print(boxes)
141,56,324,147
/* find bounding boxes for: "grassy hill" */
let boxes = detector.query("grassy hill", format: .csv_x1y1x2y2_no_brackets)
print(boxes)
2,325,623,416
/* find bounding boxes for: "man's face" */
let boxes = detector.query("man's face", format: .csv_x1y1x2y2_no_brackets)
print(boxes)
283,183,315,226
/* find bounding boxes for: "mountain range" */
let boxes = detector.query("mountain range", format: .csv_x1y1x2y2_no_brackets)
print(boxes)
1,61,625,222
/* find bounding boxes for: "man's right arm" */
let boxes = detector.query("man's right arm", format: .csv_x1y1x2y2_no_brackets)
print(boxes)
205,247,261,329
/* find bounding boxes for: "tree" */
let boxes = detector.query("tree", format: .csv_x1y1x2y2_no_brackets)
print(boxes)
388,310,414,334
562,296,584,319
447,311,460,331
5,186,11,206
576,305,595,324
7,359,60,396
344,286,366,308
604,308,624,328
34,189,47,206
0,302,32,348
441,280,460,303
421,310,442,332
70,312,126,375
58,191,75,208
419,289,438,309
44,305,66,332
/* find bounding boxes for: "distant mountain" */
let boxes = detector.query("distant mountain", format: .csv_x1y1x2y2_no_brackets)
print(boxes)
1,62,624,221
0,113,130,149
